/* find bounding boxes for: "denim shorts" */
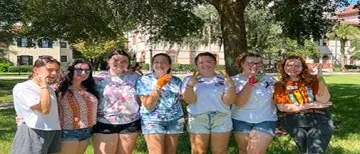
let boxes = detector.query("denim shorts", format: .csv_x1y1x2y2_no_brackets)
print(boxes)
61,127,92,141
188,111,233,134
141,117,185,135
232,119,276,136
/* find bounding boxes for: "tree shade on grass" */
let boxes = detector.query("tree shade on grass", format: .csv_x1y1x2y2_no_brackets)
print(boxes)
0,75,359,154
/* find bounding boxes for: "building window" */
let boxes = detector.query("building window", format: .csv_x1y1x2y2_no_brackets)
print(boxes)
60,41,67,48
17,55,33,65
167,50,177,64
17,38,31,47
61,56,67,62
38,38,53,48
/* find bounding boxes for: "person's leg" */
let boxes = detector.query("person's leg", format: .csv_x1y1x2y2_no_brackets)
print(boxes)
210,132,231,154
116,120,141,154
56,141,80,154
232,119,253,154
285,125,308,153
144,134,165,154
187,113,211,154
246,121,276,154
92,133,118,154
190,133,210,154
246,130,273,154
307,122,333,154
116,132,140,154
164,134,180,154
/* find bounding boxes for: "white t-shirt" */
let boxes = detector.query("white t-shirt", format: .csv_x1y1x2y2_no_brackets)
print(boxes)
13,80,61,130
231,74,277,123
181,74,231,115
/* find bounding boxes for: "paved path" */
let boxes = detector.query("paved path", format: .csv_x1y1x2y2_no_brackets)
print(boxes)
0,102,14,110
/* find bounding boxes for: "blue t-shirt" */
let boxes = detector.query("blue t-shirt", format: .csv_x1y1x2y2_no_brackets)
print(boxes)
181,74,231,115
136,73,184,122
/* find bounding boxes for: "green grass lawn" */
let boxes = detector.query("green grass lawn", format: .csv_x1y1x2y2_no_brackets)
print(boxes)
0,79,26,103
0,75,360,154
0,72,31,76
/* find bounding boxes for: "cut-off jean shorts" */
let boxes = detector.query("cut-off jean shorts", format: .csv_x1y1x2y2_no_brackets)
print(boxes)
61,127,92,141
232,119,276,136
141,117,185,135
188,111,233,134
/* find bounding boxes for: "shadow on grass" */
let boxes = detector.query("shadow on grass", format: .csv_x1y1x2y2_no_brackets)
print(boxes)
328,84,360,140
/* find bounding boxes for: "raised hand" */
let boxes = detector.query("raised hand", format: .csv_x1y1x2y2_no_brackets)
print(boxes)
187,70,199,87
35,73,49,87
248,71,264,85
220,70,235,87
156,74,172,88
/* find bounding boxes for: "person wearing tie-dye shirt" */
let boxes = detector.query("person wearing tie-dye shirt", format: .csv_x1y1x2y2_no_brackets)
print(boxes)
274,56,333,154
92,50,141,154
136,53,184,154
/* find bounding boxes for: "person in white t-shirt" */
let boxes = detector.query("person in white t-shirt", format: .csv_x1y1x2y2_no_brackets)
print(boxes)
11,56,62,154
182,52,236,154
231,53,277,154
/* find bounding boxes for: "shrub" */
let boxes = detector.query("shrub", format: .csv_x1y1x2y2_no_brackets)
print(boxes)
8,65,33,72
141,63,149,70
0,62,11,72
345,65,358,69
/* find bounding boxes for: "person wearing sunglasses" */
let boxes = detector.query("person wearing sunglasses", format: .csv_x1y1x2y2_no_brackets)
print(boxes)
11,57,62,154
56,59,99,154
274,56,333,154
92,50,141,154
231,53,277,154
182,52,236,154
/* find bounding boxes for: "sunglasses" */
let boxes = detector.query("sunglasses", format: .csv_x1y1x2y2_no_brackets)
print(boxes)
245,61,262,67
74,68,91,74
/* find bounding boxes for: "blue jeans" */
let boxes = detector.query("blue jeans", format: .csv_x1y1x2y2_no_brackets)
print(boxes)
188,111,232,134
232,119,276,136
61,127,92,141
141,118,184,135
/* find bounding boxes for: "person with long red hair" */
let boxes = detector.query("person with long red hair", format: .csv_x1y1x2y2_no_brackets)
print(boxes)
274,55,334,154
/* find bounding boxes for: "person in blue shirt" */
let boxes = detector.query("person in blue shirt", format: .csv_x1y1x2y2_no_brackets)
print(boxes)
136,53,184,154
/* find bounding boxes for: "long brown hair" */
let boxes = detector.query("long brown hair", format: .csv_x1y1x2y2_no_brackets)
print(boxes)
278,55,314,87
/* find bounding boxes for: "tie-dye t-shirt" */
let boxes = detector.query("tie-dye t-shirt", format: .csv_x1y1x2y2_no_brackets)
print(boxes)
95,71,140,125
136,73,183,122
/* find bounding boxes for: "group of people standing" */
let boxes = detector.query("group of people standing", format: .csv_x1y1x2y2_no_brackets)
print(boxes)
11,49,334,154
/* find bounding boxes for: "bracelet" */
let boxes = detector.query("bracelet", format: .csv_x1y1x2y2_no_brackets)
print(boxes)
41,86,48,89
186,84,193,88
246,83,254,86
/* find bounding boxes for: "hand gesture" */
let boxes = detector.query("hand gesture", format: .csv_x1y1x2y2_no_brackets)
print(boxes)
187,70,199,87
35,73,49,87
156,74,172,88
220,70,235,87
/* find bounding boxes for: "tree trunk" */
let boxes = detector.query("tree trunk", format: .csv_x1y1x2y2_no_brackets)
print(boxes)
209,0,249,76
340,39,346,71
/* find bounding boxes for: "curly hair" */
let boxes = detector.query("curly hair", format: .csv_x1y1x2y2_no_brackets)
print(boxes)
277,55,315,88
57,59,99,99
235,53,262,72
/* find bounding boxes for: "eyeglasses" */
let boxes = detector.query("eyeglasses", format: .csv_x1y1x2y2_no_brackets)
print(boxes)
285,65,303,69
245,61,262,67
74,68,91,74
